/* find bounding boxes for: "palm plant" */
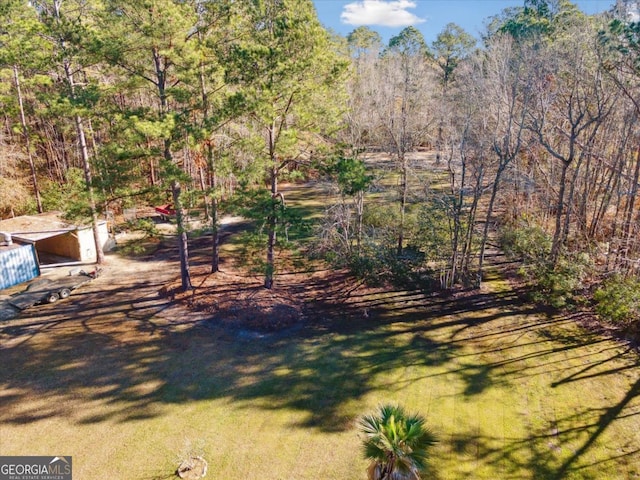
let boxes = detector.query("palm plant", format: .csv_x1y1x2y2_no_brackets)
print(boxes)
359,404,437,480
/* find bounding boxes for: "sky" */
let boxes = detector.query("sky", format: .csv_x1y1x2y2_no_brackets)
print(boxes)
312,0,617,44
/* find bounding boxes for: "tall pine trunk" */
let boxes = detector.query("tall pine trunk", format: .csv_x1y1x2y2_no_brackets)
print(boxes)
62,61,104,265
551,161,571,263
209,146,220,274
265,163,278,289
154,46,192,291
198,50,221,274
171,179,193,291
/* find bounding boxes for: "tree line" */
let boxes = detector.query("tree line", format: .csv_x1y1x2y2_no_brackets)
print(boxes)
1,0,640,328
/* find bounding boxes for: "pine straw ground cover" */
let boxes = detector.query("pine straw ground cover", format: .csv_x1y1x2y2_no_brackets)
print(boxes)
1,241,639,480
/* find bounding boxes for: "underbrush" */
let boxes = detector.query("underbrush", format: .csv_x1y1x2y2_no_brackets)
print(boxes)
594,275,640,341
499,222,640,342
346,247,438,291
500,223,593,309
313,201,441,292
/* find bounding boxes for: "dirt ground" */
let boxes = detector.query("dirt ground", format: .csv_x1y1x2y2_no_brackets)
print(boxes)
158,234,394,334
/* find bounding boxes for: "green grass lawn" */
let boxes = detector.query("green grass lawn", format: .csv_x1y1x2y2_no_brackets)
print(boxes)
1,266,639,479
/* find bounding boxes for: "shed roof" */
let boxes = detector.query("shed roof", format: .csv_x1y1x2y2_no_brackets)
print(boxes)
0,213,94,242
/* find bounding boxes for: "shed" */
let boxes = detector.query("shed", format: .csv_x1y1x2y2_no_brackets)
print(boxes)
0,242,40,290
0,213,111,266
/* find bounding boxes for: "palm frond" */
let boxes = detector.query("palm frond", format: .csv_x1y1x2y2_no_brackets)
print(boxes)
358,403,438,479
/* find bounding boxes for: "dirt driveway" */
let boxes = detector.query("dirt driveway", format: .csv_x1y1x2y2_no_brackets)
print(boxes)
0,240,200,349
0,214,251,340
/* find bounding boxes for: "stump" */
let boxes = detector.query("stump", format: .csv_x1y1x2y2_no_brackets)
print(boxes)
177,456,208,479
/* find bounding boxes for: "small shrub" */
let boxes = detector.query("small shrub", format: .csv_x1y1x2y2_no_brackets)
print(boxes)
0,176,37,217
235,230,269,275
116,218,161,256
500,223,552,263
344,246,434,291
347,252,380,284
531,252,592,309
128,218,159,237
500,223,592,308
594,276,640,326
415,196,456,264
362,203,402,246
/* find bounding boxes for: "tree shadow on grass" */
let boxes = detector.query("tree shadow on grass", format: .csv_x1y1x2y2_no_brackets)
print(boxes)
448,390,640,480
1,268,528,428
0,308,457,427
443,331,640,478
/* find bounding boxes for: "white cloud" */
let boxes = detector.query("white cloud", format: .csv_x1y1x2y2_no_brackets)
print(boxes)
340,0,426,27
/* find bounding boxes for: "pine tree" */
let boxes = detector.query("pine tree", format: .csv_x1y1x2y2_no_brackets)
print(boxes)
226,0,347,289
97,0,201,289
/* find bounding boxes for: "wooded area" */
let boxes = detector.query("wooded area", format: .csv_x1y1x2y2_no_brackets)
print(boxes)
1,0,640,334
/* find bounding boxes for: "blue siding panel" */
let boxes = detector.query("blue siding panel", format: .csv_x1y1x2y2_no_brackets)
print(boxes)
0,244,40,290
